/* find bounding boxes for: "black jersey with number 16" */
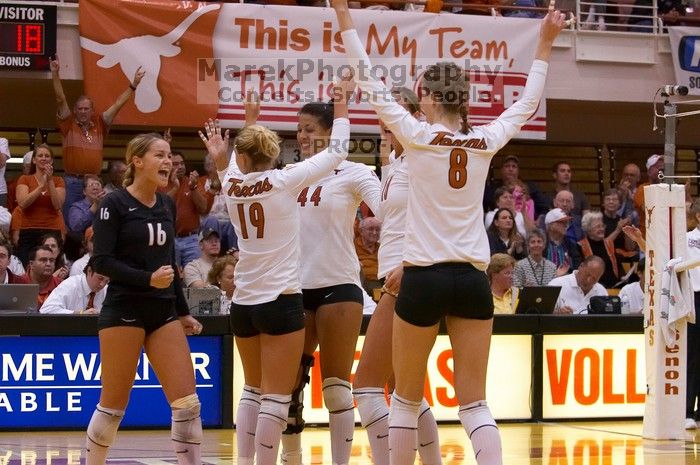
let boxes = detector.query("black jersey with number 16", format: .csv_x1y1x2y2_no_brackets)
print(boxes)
92,189,188,314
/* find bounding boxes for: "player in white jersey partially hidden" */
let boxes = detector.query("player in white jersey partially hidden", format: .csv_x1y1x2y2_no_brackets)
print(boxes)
278,100,381,465
333,1,568,464
353,87,441,465
198,75,354,465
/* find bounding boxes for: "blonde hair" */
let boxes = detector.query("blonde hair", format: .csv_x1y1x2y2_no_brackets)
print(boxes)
123,133,165,187
234,125,281,168
486,253,516,281
207,255,239,287
420,62,470,133
391,87,420,115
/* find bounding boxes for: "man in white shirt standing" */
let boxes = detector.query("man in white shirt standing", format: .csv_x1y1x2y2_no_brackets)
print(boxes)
40,256,109,314
548,256,607,314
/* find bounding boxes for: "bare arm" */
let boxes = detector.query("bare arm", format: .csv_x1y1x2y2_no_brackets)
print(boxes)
102,67,145,125
50,56,70,119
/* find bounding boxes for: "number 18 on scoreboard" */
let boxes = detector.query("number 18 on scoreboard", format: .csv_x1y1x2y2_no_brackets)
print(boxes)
0,4,57,70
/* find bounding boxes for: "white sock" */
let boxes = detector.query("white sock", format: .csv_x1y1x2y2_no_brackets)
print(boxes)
458,401,502,465
354,387,389,465
322,377,354,465
170,394,203,465
257,394,291,465
388,393,421,465
236,385,261,461
417,399,442,465
281,433,303,465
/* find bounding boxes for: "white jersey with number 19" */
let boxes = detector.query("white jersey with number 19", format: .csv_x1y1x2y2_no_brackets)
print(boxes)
218,118,350,305
342,29,548,271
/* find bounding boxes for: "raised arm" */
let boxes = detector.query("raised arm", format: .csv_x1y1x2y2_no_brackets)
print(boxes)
332,1,425,148
50,56,70,120
103,67,145,126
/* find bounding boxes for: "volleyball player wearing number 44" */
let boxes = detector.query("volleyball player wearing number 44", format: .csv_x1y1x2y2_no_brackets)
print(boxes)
89,133,204,465
332,1,569,464
198,76,355,465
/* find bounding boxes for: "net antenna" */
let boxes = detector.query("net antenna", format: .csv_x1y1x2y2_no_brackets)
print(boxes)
652,86,700,179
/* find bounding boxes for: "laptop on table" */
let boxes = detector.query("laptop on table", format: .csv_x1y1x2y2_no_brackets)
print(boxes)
515,286,561,315
0,284,40,315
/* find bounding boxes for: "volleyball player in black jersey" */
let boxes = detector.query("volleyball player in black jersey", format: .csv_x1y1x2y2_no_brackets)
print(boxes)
88,133,203,465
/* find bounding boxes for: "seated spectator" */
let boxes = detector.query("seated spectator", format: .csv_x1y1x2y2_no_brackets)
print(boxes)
484,155,548,217
15,245,62,309
0,241,22,284
547,190,585,242
513,228,562,287
543,161,590,217
619,258,645,315
207,255,238,314
487,253,517,314
40,256,108,314
15,144,66,266
616,163,641,226
601,188,638,260
487,208,526,260
102,160,127,195
579,211,625,288
548,255,608,314
70,227,94,276
40,232,69,281
355,216,381,293
512,179,536,222
68,175,105,235
544,208,582,272
484,186,534,237
184,228,221,288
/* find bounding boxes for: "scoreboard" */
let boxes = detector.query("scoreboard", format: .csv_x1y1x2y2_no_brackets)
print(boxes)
0,4,57,70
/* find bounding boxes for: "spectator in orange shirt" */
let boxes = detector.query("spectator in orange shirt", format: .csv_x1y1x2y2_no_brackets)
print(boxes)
50,56,144,220
15,245,62,309
634,154,664,234
162,152,214,268
15,144,65,266
355,216,381,294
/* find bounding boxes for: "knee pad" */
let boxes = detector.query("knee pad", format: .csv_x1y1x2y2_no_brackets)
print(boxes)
284,354,314,435
389,393,421,429
87,404,125,448
322,377,353,414
240,384,262,407
354,387,388,428
458,400,497,436
171,394,203,445
260,394,292,427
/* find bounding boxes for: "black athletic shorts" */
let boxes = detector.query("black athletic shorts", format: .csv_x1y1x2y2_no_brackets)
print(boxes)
302,283,364,312
395,262,494,327
230,293,305,338
98,296,179,335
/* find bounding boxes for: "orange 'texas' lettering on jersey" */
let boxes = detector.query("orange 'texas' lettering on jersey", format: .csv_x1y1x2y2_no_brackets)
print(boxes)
428,131,487,150
228,177,274,198
79,0,220,127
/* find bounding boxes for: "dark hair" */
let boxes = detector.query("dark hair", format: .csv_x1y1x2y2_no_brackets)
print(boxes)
488,207,518,243
0,240,13,257
29,144,53,175
637,257,645,273
83,174,102,189
492,186,513,206
84,255,98,275
299,102,334,130
63,231,85,262
552,161,570,173
29,245,54,262
40,232,65,269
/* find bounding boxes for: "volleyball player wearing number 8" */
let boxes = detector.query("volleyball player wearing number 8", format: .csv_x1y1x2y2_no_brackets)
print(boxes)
89,133,203,465
353,88,442,465
333,2,568,464
198,77,354,465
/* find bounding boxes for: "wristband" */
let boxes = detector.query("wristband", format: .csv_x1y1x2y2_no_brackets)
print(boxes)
129,84,137,91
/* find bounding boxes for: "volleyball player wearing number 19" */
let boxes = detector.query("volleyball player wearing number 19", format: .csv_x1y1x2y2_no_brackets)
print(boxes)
89,133,203,465
333,2,566,465
199,82,353,465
